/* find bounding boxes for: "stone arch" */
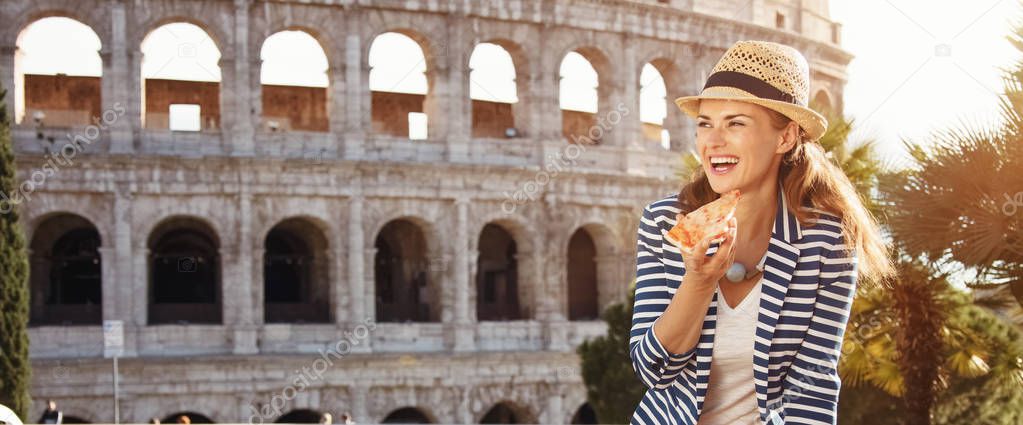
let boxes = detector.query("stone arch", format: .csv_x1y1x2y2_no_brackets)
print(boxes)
470,212,538,321
478,401,537,424
131,11,230,57
161,412,215,424
146,215,222,325
257,28,332,132
380,406,436,424
262,216,332,323
28,212,103,325
23,199,111,249
372,216,442,323
275,409,325,423
3,3,110,46
564,221,620,321
138,20,224,131
13,15,104,125
812,87,835,116
556,43,615,144
467,40,525,139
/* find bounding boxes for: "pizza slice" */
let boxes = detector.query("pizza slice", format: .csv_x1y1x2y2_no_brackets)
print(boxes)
665,189,740,255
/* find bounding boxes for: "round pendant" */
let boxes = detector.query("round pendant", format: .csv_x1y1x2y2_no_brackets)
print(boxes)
725,262,747,282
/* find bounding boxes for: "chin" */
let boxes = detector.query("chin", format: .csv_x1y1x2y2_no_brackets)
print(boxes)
705,173,739,195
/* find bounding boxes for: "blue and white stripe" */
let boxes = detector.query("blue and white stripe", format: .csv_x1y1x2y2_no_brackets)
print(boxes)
629,186,859,425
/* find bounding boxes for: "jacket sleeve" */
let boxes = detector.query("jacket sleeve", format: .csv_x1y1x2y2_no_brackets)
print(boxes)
778,234,859,424
629,202,696,390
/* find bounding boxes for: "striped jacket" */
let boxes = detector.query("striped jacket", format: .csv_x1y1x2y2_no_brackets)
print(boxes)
629,188,859,425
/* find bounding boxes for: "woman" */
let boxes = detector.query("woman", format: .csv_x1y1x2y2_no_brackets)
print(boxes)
629,40,892,425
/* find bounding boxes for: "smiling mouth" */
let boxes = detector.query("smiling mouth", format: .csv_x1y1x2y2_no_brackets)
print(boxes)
708,156,739,175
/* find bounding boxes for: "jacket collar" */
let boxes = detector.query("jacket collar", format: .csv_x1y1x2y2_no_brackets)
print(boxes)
773,183,803,244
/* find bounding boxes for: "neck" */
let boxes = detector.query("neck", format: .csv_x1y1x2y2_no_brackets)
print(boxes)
732,180,778,247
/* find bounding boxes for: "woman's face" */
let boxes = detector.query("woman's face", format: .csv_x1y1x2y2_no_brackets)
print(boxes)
695,99,798,194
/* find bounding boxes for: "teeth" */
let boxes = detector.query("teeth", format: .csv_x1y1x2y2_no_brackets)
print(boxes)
710,156,739,165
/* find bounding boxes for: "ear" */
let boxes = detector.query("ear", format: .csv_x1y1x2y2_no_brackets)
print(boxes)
775,121,800,155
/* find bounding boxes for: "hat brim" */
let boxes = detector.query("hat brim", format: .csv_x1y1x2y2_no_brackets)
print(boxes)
674,86,828,141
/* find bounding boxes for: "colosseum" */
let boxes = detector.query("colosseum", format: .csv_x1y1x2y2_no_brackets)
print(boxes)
1,0,850,423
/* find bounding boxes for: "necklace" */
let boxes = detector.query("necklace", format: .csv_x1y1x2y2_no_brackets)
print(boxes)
725,259,764,282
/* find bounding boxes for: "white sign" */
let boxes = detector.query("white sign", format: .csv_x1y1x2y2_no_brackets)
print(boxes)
103,320,124,358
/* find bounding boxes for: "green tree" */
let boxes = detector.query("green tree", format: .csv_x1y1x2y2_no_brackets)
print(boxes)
577,282,646,424
0,88,32,418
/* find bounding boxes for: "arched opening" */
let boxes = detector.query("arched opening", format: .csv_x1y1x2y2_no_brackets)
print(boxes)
812,89,835,117
14,17,102,126
275,409,324,424
570,403,597,424
479,402,534,424
260,30,329,132
29,213,102,326
264,218,331,323
381,407,431,424
469,43,518,138
640,63,670,150
161,412,214,424
567,228,598,321
476,223,520,321
559,50,601,145
147,217,221,324
369,32,429,139
374,219,437,322
141,23,222,131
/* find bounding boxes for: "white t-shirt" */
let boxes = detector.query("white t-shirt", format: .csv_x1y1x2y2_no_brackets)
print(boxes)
697,279,762,425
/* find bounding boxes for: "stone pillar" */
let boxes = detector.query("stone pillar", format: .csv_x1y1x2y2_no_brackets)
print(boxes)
332,246,347,324
227,0,255,156
0,46,14,122
350,386,370,424
132,245,148,328
105,0,134,153
129,49,146,134
597,46,632,151
443,19,471,162
342,16,366,158
545,391,564,424
533,43,561,143
232,191,258,354
449,198,475,352
98,246,116,320
347,197,366,322
328,64,346,134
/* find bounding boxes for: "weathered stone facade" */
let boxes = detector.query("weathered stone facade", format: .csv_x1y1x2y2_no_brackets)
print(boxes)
1,0,849,423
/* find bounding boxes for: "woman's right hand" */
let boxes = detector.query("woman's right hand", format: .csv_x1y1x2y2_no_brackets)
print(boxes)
679,215,737,290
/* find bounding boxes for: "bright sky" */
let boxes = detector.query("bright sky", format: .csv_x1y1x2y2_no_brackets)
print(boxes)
830,0,1018,166
15,3,1022,161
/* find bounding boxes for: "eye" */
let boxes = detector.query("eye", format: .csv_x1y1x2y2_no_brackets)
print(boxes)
728,121,745,127
697,121,711,128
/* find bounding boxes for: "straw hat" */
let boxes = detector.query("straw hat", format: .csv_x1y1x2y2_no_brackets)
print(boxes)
674,40,828,141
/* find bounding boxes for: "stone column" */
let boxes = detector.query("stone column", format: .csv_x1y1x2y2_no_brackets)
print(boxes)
132,244,148,327
232,191,258,354
105,0,134,153
533,42,561,143
443,19,471,162
342,16,366,158
350,386,370,424
449,198,475,352
545,391,564,424
227,0,255,156
598,42,633,151
332,246,347,324
347,196,366,322
98,246,116,320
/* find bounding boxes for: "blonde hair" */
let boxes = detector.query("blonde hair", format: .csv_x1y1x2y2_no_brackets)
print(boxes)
676,107,893,285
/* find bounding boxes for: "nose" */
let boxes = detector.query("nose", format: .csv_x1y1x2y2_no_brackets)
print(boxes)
698,125,727,150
